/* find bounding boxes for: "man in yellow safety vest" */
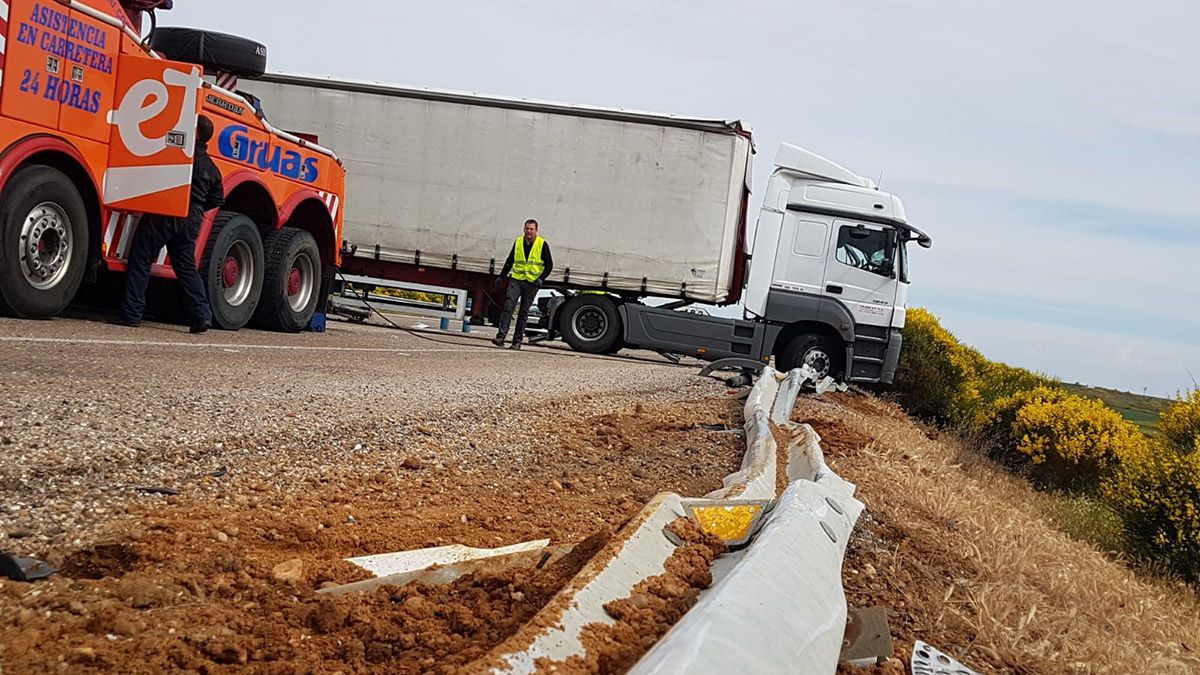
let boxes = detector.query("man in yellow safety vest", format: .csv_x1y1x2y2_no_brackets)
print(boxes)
492,219,554,349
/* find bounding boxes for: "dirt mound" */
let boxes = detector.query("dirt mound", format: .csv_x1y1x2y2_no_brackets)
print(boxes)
809,417,874,458
550,518,727,673
0,396,743,674
61,543,141,580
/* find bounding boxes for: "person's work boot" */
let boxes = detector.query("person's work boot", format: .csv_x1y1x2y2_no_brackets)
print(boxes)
108,316,142,328
491,335,506,347
190,320,212,335
509,340,522,350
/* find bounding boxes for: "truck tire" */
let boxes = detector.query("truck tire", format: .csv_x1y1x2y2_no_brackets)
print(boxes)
201,212,265,330
604,338,626,355
777,333,844,380
150,28,268,77
252,228,320,333
0,166,89,319
561,294,622,354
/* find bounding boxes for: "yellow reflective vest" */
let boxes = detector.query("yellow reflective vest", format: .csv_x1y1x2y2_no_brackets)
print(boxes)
511,236,546,282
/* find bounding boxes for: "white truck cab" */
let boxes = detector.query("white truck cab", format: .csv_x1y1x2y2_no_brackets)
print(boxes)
621,143,930,384
742,144,931,382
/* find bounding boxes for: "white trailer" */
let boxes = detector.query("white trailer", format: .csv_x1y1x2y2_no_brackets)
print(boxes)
245,73,752,304
243,74,930,384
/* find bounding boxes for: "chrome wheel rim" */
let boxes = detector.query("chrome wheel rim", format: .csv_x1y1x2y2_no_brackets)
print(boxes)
222,241,255,306
19,202,72,290
802,347,832,379
286,251,316,312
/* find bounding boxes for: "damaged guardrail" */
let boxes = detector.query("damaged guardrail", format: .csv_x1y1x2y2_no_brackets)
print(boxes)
319,366,865,672
706,370,779,501
633,367,864,673
484,366,865,672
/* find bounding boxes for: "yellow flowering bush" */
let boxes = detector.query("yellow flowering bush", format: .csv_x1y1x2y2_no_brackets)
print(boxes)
974,361,1058,420
985,387,1148,491
1159,390,1200,455
893,309,1057,427
893,308,983,424
891,308,1200,577
982,386,1074,446
1103,443,1200,579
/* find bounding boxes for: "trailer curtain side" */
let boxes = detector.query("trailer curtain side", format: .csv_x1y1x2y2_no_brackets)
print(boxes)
246,74,751,303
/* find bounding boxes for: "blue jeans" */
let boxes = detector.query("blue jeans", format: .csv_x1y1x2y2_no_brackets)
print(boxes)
120,216,212,324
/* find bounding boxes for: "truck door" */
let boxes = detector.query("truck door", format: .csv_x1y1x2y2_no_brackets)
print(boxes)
771,212,830,295
2,0,120,141
822,220,897,329
1,0,67,130
103,53,203,217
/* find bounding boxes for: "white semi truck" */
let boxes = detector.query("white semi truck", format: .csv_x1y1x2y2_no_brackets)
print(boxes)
243,74,931,384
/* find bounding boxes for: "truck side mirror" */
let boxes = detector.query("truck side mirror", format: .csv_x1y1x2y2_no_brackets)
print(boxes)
878,257,896,278
881,229,897,277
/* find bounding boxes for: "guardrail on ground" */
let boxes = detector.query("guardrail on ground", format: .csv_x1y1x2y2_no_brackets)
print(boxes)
488,366,866,672
320,367,866,673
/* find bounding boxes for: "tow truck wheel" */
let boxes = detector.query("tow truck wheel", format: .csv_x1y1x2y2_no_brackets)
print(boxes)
253,228,321,333
201,212,265,330
777,333,844,380
0,166,89,319
560,294,622,354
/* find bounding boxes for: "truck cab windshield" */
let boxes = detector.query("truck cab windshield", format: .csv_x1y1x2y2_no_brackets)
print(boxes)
835,226,891,276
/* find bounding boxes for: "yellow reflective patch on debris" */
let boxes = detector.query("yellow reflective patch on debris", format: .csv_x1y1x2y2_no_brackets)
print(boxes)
690,504,763,542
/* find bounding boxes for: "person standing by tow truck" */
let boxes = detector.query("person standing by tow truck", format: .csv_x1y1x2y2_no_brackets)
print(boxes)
492,219,553,350
111,115,225,334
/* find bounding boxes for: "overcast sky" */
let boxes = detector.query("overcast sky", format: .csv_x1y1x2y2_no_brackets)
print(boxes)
167,0,1199,396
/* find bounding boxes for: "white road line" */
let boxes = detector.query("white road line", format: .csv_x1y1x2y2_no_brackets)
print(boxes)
0,336,496,355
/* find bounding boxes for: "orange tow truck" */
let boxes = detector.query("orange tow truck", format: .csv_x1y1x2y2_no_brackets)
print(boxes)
0,0,346,331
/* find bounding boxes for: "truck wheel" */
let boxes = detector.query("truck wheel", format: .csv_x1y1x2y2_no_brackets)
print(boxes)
778,333,844,380
0,166,89,319
561,295,622,354
150,28,268,77
201,213,265,330
604,338,626,355
253,228,321,333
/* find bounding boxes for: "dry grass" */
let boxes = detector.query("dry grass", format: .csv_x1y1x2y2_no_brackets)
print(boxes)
804,392,1200,675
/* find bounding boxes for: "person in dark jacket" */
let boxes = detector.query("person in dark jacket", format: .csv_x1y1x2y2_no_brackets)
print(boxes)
112,114,225,333
492,219,553,349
